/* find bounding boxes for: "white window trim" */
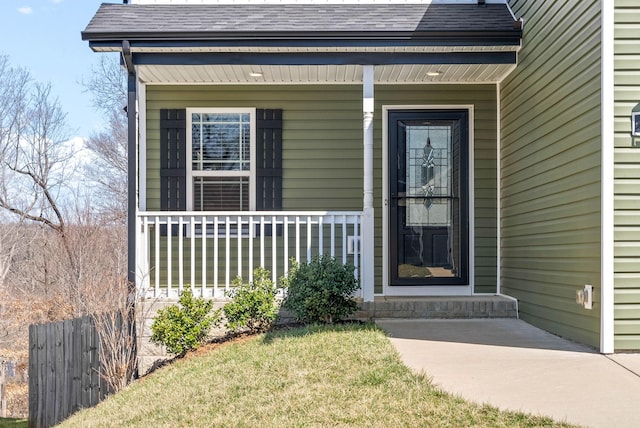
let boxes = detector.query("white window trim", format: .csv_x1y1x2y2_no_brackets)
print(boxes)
186,107,257,212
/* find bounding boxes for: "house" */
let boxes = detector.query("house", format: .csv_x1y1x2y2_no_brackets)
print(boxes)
81,0,640,354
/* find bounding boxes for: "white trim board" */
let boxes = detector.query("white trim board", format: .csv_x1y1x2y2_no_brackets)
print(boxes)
496,84,501,295
138,81,147,211
600,0,615,354
382,104,475,297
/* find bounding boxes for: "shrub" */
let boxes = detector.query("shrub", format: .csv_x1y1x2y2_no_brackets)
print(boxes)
150,289,221,356
223,267,280,334
281,255,360,324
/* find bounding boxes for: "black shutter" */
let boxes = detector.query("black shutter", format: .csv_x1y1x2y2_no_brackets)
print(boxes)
256,109,283,236
160,109,186,236
256,109,283,210
160,109,187,210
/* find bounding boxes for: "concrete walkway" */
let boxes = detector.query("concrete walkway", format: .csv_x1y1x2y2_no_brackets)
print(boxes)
376,319,640,428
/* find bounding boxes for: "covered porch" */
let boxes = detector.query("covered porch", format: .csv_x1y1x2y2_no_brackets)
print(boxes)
82,1,523,301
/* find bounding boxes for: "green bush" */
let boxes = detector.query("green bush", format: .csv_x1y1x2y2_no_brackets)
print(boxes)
223,267,280,334
281,255,360,324
150,289,221,356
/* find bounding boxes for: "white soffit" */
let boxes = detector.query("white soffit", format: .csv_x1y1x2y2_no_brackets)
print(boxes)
137,63,516,84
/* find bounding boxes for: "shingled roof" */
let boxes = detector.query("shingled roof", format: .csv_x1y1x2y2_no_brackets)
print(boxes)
82,3,521,44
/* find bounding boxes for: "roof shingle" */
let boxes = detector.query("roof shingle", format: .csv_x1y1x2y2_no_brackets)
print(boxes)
82,3,520,40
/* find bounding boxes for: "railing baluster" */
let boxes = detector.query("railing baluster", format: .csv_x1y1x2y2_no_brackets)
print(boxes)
260,216,265,269
167,216,172,297
342,216,347,264
330,215,335,258
154,215,160,297
359,214,364,293
141,216,150,295
178,216,184,293
190,217,195,294
249,215,254,283
353,216,359,278
295,216,301,263
283,216,289,278
213,216,219,298
202,215,207,297
318,216,323,256
272,215,277,283
225,216,231,292
238,215,242,282
307,216,312,262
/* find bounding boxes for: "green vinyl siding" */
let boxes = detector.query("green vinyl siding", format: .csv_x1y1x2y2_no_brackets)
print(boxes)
501,0,602,348
146,86,362,212
145,84,497,293
614,0,640,350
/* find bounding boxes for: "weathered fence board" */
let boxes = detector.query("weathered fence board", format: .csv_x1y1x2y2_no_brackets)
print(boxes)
1,359,7,418
28,315,115,428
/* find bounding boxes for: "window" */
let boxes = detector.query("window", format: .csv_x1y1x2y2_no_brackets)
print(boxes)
187,108,256,211
159,107,281,216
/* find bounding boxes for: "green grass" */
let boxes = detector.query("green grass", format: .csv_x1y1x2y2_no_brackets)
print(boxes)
0,418,28,428
60,324,578,427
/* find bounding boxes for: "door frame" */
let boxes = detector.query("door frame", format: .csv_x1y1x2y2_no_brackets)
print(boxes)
382,105,475,297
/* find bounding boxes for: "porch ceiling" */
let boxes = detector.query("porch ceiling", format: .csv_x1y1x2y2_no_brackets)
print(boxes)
137,63,516,84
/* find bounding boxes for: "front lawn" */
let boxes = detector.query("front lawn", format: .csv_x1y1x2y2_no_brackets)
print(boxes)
59,323,577,427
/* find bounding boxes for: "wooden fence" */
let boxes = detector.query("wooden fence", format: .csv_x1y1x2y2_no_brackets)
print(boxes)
1,359,6,418
29,316,108,428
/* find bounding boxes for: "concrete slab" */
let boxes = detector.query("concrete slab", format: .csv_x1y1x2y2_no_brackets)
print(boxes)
608,353,640,377
376,319,640,428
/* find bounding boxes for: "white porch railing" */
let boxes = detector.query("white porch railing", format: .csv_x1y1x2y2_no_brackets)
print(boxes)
136,211,363,299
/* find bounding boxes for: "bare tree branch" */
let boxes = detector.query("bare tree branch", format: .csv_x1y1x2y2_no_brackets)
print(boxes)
83,55,128,221
0,81,70,232
83,55,127,117
0,55,132,416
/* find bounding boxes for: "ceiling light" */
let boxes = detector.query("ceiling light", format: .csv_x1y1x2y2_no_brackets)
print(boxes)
249,71,263,77
426,71,442,77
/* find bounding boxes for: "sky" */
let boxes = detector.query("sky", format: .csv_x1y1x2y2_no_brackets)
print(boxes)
0,0,118,140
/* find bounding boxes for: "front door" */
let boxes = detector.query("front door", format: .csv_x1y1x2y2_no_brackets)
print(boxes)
389,110,469,286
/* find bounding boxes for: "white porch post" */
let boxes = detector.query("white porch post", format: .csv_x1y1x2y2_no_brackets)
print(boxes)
362,65,375,302
136,81,149,293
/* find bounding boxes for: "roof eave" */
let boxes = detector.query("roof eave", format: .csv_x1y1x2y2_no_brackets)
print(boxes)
82,30,522,45
129,50,518,67
85,36,522,55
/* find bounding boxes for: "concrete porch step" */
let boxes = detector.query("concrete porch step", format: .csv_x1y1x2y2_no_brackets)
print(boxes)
354,296,518,320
